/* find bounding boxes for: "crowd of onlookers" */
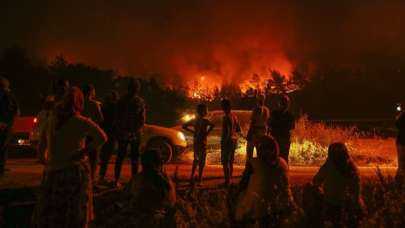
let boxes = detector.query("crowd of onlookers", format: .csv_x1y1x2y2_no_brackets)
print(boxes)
0,75,403,227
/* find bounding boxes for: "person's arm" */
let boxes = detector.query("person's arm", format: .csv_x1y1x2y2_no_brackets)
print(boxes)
96,102,104,124
206,119,214,135
139,100,146,128
37,114,51,158
83,118,107,149
182,120,195,134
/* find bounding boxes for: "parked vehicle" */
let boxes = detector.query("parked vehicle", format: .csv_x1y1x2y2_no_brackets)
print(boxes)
10,116,187,162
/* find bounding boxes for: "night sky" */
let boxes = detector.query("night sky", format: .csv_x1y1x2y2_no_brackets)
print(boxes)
1,0,404,84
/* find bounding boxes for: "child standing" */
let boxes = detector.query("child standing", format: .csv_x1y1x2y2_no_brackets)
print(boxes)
183,103,214,185
221,99,241,186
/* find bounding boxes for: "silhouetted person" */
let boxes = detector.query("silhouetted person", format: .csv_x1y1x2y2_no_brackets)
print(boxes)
114,79,145,186
221,99,241,186
98,91,120,184
235,136,295,227
396,104,405,181
0,77,19,175
33,87,107,228
183,103,214,185
35,96,55,163
51,79,70,105
311,143,365,227
82,84,104,180
82,84,104,124
268,94,295,163
246,94,269,163
128,149,176,226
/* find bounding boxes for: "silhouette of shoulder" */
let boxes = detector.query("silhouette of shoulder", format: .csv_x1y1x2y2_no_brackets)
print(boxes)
278,157,289,172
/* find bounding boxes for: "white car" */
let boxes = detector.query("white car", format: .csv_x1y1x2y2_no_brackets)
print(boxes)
13,116,187,162
142,124,187,162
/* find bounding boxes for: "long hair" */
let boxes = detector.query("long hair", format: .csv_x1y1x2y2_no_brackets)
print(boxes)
55,87,84,130
256,135,280,165
327,143,358,178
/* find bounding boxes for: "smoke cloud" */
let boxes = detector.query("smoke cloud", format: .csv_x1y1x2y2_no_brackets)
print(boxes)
1,0,404,86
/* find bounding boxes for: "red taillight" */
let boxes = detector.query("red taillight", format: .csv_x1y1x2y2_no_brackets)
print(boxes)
33,118,38,124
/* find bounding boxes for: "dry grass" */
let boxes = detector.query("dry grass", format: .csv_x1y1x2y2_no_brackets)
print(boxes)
203,116,396,166
94,172,405,227
290,116,396,166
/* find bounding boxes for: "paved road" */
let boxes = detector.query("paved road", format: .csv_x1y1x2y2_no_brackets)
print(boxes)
0,159,397,190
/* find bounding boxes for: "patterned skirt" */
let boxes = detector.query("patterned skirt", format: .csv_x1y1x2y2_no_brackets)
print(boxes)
32,161,94,228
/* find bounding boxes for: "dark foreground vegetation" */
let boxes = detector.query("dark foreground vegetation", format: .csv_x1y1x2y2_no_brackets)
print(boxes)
1,171,405,227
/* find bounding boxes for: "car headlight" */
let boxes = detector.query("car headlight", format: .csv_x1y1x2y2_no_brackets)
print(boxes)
177,132,186,141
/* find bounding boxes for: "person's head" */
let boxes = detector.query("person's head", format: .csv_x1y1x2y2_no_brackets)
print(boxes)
141,149,164,172
256,135,280,165
53,79,70,98
221,99,232,114
278,94,290,112
0,77,10,93
327,143,357,177
108,90,120,103
128,78,141,97
256,94,265,106
42,96,55,111
82,84,96,100
196,103,208,117
56,87,84,129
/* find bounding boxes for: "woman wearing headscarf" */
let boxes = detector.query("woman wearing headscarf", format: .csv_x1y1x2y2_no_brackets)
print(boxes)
33,87,107,228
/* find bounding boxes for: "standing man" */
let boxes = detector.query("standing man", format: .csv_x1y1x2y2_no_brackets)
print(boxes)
221,99,241,186
82,84,104,180
0,77,19,175
114,79,145,187
269,94,295,163
246,94,269,163
183,103,214,185
98,91,120,184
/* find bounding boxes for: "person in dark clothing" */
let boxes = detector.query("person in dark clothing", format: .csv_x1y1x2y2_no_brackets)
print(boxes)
0,77,19,175
52,79,70,105
395,105,405,181
246,94,269,163
268,94,295,163
310,143,365,227
114,79,146,187
183,103,214,185
82,84,104,180
221,99,241,186
98,91,120,184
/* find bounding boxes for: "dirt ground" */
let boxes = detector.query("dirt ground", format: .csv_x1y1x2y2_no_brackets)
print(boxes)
0,158,397,190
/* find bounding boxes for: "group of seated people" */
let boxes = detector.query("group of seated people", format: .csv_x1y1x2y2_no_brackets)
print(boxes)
127,137,365,227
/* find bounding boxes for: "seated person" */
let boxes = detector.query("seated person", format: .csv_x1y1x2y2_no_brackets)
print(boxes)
129,149,176,214
309,143,365,227
235,135,295,227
